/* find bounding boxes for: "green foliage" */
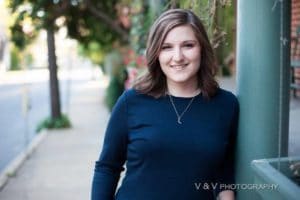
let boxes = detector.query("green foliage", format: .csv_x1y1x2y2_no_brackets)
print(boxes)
221,65,231,77
66,3,120,54
105,71,126,111
77,41,107,66
129,0,165,54
7,0,127,56
10,45,21,70
36,114,71,133
103,49,127,111
178,0,235,75
24,53,34,68
130,0,149,54
178,0,220,37
215,1,235,69
9,14,39,50
67,0,127,62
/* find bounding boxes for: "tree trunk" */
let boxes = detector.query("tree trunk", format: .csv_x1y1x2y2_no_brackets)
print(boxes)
47,27,61,119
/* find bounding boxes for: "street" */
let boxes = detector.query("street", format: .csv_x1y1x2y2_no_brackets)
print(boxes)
0,68,73,172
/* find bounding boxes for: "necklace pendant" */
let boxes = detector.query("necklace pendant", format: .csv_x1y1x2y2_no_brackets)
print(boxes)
177,118,182,124
168,94,195,125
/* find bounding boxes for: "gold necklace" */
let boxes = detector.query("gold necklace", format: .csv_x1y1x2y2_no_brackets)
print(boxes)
168,94,195,124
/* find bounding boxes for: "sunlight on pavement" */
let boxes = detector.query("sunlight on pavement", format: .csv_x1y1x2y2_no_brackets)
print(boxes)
0,69,49,85
0,67,108,88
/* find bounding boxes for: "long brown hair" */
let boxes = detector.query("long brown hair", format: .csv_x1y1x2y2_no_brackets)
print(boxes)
134,9,219,98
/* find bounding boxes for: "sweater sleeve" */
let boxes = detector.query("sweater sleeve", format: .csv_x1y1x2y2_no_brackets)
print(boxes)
91,92,128,200
215,98,239,197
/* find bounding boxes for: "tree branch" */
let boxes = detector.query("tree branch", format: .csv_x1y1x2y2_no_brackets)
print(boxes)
83,0,129,42
51,0,71,20
42,0,71,25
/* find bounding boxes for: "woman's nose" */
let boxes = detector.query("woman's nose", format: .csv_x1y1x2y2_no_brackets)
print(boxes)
173,47,184,62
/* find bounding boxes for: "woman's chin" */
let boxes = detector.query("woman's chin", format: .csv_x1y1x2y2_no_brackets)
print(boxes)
167,77,193,84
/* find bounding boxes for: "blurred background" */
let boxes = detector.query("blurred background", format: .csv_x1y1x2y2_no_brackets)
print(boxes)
0,0,299,199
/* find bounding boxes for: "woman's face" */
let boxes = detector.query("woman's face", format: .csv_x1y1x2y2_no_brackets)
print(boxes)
158,25,201,88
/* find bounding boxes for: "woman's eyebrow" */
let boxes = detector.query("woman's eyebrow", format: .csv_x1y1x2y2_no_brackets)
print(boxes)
182,40,198,43
162,40,198,44
162,42,172,45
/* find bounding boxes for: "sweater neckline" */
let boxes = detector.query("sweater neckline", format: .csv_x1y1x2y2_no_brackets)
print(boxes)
166,92,201,100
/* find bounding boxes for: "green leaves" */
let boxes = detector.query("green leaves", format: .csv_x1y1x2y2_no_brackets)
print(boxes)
7,0,125,55
36,114,71,133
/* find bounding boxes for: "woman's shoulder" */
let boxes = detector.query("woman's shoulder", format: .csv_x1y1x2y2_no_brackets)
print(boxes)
122,88,153,102
118,88,159,112
214,88,238,106
112,89,141,111
123,88,143,99
212,88,239,118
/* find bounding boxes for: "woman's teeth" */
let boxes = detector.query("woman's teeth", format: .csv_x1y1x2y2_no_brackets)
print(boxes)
171,64,187,70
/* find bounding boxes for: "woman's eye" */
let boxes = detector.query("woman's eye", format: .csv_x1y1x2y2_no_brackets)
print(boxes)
184,43,195,48
161,46,171,50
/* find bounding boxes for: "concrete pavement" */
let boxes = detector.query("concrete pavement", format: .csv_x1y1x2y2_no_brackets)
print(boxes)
0,68,109,200
0,74,299,200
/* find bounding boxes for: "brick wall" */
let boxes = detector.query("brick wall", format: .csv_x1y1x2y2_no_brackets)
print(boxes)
291,0,300,97
291,0,300,59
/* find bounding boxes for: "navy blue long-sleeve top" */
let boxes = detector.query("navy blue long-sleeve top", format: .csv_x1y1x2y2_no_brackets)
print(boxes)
92,88,239,200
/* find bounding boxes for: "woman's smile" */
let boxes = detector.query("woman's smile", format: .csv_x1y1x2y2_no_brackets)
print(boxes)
170,64,189,70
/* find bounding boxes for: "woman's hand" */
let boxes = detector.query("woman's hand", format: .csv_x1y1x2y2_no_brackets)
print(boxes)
217,190,235,200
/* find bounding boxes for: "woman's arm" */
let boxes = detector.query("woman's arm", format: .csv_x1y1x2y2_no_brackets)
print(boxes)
91,92,129,200
215,97,239,198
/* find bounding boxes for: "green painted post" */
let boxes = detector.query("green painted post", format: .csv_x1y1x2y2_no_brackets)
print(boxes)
235,0,290,199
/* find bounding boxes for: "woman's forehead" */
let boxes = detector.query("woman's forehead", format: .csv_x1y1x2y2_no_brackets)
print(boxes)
163,25,198,43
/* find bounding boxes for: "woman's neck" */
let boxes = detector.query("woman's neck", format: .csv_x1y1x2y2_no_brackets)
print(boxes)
167,81,200,97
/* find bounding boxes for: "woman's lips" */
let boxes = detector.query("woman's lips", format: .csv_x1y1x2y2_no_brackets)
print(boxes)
170,64,188,70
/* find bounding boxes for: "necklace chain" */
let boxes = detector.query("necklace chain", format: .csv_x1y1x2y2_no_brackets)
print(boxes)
168,94,195,124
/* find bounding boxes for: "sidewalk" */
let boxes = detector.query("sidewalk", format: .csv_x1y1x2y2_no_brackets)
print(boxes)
0,68,109,200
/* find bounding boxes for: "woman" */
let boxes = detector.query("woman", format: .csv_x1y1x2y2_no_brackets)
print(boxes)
92,9,239,200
